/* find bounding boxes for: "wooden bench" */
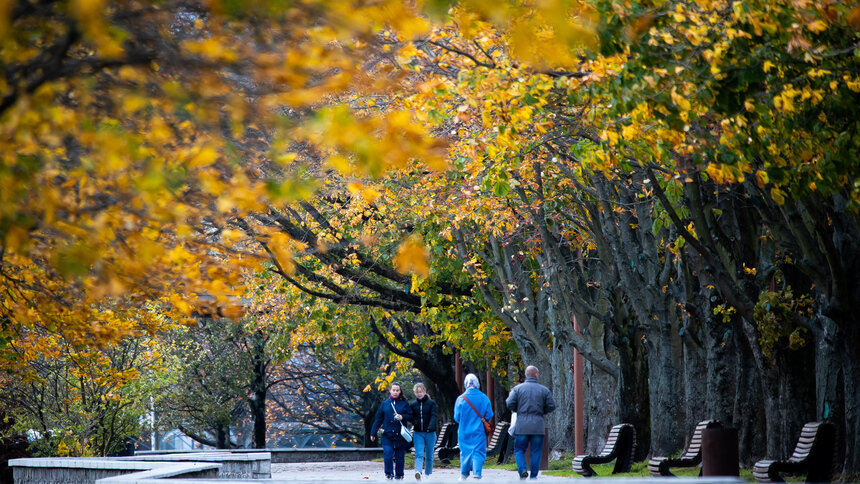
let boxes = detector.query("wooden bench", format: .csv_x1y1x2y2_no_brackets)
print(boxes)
648,420,721,477
435,422,510,464
753,421,836,483
434,423,458,464
573,423,636,477
411,422,451,458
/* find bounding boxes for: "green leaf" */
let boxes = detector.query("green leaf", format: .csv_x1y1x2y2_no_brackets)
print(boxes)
493,181,511,196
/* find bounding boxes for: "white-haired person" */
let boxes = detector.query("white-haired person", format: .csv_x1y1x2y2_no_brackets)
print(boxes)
410,382,438,480
453,373,493,480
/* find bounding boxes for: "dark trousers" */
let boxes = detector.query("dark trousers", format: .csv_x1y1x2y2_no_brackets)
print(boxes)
514,434,544,478
383,442,407,478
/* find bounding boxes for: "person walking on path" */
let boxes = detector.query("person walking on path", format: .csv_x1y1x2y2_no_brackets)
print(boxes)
506,366,556,480
371,382,414,480
453,373,494,480
410,383,438,481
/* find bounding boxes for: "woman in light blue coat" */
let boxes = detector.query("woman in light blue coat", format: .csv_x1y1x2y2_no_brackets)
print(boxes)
453,373,494,480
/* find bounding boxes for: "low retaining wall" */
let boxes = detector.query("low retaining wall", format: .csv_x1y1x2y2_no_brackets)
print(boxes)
125,452,270,478
9,457,220,484
268,448,383,463
137,447,384,463
9,452,270,483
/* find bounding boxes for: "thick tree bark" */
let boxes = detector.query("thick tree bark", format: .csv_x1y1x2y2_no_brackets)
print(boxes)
592,173,687,456
249,330,268,448
362,400,382,447
733,335,766,465
612,314,651,460
250,388,267,448
837,323,860,476
216,424,229,449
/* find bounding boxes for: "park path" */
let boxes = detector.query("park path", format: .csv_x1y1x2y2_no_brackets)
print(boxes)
270,461,571,482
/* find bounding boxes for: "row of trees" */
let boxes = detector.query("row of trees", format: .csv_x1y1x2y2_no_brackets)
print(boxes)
2,0,859,478
256,0,860,472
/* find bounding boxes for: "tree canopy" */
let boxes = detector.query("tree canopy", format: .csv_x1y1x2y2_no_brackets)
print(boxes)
3,0,860,475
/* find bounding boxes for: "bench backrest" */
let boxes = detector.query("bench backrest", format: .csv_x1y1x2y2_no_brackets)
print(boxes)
679,420,721,460
487,422,510,452
434,423,452,449
598,424,631,457
788,421,835,464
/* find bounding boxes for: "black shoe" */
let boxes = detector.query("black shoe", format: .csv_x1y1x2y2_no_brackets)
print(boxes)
386,475,394,480
395,477,404,480
519,471,529,480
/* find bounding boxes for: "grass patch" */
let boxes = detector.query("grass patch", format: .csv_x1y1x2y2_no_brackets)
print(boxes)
490,454,758,481
390,453,757,481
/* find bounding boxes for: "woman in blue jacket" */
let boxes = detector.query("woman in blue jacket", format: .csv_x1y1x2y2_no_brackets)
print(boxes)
371,382,414,480
454,373,494,480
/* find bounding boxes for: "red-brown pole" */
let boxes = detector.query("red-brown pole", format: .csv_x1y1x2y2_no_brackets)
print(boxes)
486,370,495,421
573,315,584,456
455,351,464,393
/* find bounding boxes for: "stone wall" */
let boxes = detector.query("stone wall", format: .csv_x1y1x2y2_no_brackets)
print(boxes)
137,447,383,464
9,452,269,483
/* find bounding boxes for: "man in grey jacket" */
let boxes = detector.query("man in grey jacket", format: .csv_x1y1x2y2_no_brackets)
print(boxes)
506,366,556,479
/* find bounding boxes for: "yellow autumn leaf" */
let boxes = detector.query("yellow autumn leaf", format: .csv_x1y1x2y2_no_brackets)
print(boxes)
671,88,691,112
770,187,786,205
756,170,769,189
182,37,237,62
807,20,828,34
849,5,860,30
326,154,352,174
361,186,382,203
269,232,294,273
705,163,725,184
393,235,430,278
190,146,218,168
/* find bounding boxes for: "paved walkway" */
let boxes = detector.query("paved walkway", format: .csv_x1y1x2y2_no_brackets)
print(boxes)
266,462,744,484
270,461,569,482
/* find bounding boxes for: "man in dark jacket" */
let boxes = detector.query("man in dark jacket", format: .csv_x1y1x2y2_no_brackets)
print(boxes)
506,366,556,479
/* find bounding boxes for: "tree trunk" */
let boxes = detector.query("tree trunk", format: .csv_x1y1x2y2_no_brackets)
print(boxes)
613,320,650,460
422,369,457,424
546,323,576,452
216,424,229,449
249,329,268,448
362,399,381,447
834,319,860,476
700,312,734,424
410,347,459,423
643,316,686,456
732,327,766,465
251,388,266,448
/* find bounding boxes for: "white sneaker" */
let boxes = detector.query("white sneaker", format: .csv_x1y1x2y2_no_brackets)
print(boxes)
458,477,467,481
415,472,421,481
